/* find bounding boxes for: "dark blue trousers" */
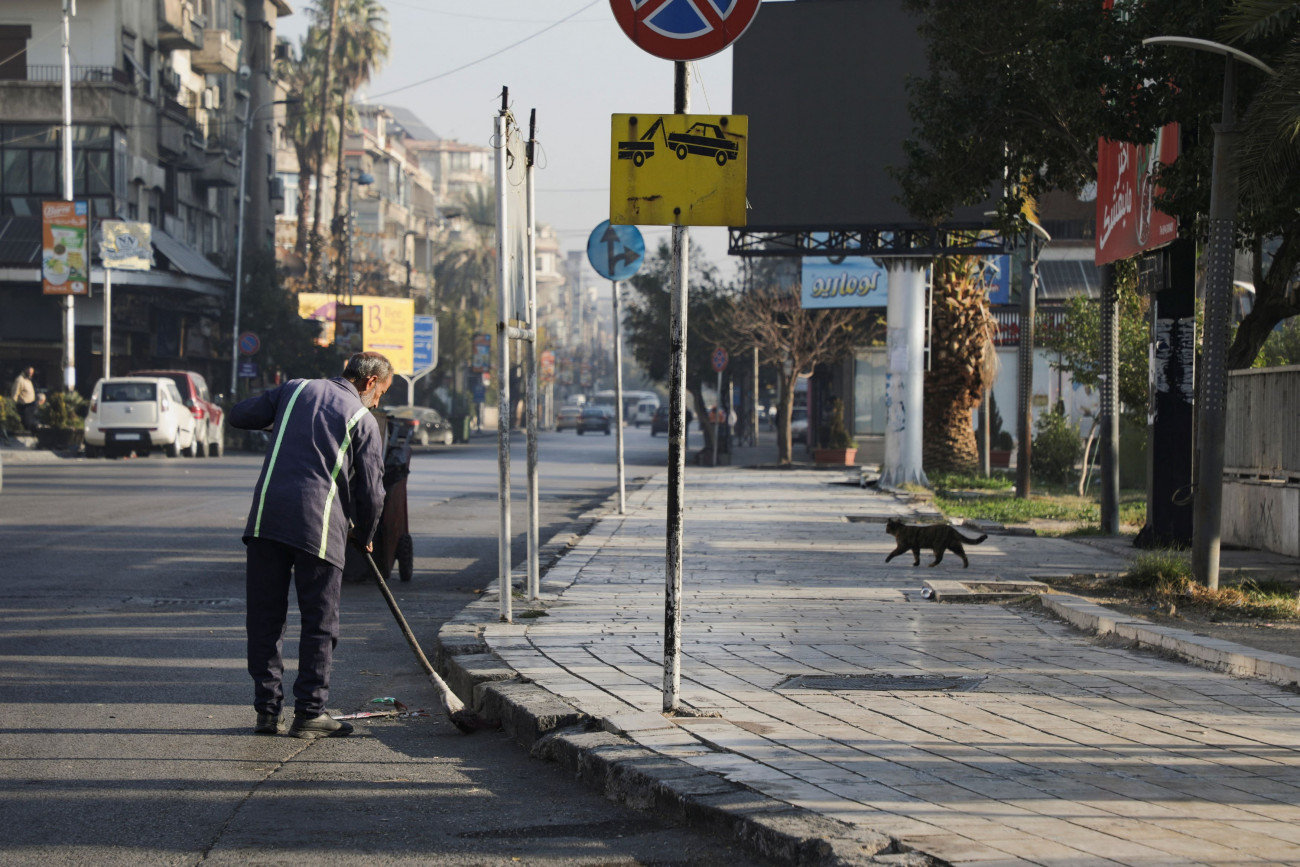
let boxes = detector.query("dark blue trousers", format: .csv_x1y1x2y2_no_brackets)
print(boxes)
245,538,343,715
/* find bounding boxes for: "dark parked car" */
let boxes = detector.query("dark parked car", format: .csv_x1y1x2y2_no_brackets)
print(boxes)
386,405,454,446
577,405,613,435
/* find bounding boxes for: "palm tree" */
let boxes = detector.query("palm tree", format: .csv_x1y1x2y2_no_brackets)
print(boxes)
275,36,334,260
330,0,391,293
306,0,341,294
921,257,999,474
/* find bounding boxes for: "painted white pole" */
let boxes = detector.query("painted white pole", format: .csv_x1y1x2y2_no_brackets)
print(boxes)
231,100,252,399
712,369,721,467
526,109,541,599
102,268,111,379
663,61,689,713
881,261,929,488
494,95,512,623
61,0,76,392
613,279,626,515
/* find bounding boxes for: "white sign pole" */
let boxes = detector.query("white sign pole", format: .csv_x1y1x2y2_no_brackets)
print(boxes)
61,0,77,392
494,95,512,623
613,279,626,515
102,268,111,379
526,110,541,600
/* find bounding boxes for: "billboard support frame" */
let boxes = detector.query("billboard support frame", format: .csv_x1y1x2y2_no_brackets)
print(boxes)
728,225,1012,258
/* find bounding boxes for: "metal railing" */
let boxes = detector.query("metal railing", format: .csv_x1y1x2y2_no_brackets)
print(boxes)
25,65,131,85
1225,365,1300,480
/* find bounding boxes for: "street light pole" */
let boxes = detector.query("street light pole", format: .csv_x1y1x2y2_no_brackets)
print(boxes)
231,97,296,399
1142,37,1275,590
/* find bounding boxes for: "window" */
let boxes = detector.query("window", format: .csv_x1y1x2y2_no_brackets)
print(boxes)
0,124,116,217
0,25,31,81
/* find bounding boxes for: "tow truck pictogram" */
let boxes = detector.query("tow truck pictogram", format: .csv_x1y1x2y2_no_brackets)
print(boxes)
618,118,739,167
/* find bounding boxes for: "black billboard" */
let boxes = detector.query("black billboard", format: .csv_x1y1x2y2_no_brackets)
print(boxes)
733,0,992,231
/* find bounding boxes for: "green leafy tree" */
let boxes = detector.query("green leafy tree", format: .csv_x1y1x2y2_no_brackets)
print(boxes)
898,0,1300,369
1038,267,1150,428
238,248,338,393
276,35,335,260
329,0,390,287
622,241,734,453
1252,315,1300,366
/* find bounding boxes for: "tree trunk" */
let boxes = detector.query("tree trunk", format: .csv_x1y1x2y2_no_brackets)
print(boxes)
922,258,996,475
293,147,313,258
775,368,797,466
332,89,349,297
307,0,341,294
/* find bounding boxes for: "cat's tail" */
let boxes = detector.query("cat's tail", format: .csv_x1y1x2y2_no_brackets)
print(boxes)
956,531,988,544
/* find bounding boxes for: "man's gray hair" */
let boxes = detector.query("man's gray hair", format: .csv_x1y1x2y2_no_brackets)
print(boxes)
343,351,393,382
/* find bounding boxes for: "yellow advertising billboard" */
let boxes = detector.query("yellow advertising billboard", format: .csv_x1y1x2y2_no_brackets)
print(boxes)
297,293,415,375
610,114,747,227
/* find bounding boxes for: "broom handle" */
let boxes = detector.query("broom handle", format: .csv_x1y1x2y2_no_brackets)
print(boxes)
365,550,437,678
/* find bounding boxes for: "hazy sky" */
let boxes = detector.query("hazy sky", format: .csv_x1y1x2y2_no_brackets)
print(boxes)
278,0,740,277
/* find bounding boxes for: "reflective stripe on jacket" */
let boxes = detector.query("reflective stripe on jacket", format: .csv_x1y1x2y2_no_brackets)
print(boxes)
230,377,385,567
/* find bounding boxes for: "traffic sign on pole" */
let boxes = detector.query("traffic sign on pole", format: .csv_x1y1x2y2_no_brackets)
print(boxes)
587,220,645,281
238,331,260,356
609,0,763,61
412,315,437,373
611,114,747,226
711,345,728,372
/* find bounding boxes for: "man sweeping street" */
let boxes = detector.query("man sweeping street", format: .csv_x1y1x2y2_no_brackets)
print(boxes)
229,352,392,738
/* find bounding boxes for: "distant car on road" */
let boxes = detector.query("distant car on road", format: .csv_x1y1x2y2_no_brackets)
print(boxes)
386,405,454,446
130,369,224,457
577,405,612,435
84,376,198,458
650,405,669,436
556,405,583,431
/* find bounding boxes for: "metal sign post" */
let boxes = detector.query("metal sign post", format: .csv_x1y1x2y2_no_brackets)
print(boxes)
711,346,728,467
608,0,759,713
663,61,690,713
526,110,541,600
494,94,513,623
587,219,644,517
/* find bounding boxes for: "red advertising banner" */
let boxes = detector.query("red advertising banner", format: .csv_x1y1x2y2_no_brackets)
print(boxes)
1095,124,1179,265
42,200,90,295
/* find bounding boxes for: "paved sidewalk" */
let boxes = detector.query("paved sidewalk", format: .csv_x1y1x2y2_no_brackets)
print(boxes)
448,464,1300,866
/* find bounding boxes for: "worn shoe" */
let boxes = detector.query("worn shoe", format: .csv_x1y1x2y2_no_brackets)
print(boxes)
287,711,353,740
254,711,282,735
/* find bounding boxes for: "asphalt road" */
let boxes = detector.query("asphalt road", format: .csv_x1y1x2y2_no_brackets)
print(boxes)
0,423,767,865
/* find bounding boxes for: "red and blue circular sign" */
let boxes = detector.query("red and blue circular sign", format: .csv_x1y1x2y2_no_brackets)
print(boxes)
711,346,728,372
610,0,762,62
238,331,260,356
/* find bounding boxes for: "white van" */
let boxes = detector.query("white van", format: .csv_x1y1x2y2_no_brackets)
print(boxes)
633,397,660,427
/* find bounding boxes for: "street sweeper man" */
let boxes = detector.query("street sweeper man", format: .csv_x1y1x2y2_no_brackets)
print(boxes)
230,351,392,739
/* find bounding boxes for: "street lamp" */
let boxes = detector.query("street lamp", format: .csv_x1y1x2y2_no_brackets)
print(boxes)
1141,36,1275,590
230,96,299,399
345,169,374,304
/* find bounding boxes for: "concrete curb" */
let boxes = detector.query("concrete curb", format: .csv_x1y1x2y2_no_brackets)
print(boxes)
1039,593,1300,688
431,490,943,867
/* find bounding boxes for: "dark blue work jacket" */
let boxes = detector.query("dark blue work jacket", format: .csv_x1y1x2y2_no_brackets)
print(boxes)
230,377,385,568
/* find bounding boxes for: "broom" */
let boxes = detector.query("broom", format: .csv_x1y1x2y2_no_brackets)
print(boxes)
363,551,491,734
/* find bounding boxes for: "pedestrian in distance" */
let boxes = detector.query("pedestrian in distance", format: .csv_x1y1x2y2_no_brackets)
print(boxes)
10,365,37,431
230,351,393,739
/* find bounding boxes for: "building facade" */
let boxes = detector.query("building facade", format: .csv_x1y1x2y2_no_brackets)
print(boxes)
0,0,290,397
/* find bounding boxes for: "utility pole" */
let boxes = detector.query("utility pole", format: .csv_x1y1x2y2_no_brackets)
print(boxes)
61,0,76,392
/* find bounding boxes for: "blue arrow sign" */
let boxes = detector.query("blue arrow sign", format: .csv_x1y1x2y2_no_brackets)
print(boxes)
587,220,645,281
413,315,437,372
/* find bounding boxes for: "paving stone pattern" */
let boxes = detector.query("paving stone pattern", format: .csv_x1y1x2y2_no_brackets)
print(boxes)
484,470,1300,866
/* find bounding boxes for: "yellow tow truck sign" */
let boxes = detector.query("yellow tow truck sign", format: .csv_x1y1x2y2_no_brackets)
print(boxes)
610,114,747,227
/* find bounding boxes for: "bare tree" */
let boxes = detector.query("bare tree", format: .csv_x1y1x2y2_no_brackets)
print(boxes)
732,282,879,465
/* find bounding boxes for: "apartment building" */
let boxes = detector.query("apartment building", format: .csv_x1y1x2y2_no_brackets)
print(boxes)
0,0,290,396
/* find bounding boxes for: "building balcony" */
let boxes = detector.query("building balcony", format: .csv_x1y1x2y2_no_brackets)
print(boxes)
191,30,240,75
158,0,204,52
198,151,240,188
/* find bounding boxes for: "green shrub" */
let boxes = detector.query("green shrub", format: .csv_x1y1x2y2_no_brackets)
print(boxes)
0,395,21,433
1123,550,1192,594
1032,406,1081,485
41,390,86,430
